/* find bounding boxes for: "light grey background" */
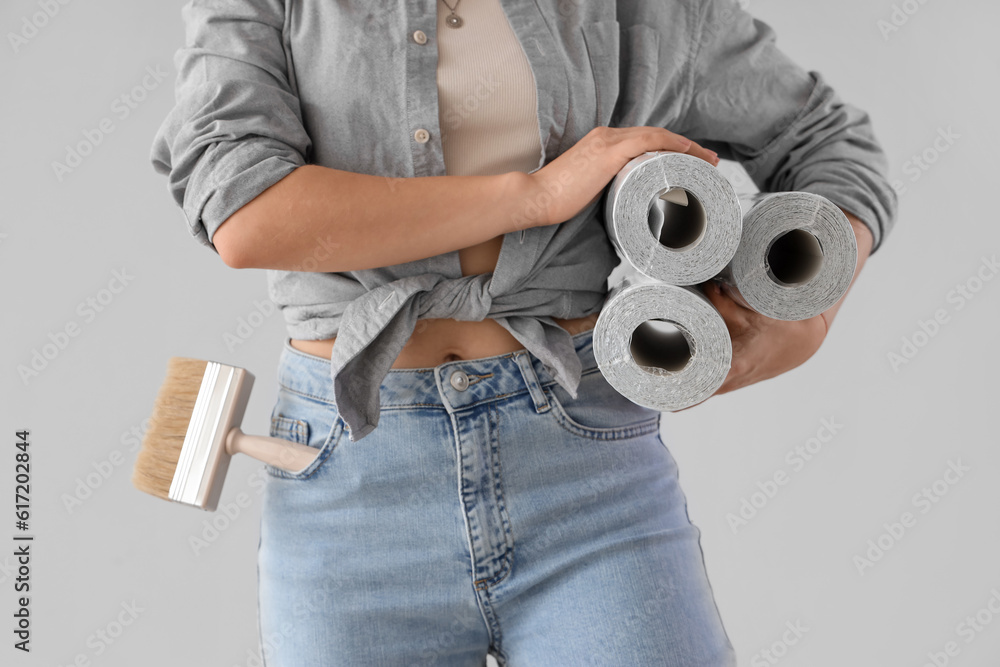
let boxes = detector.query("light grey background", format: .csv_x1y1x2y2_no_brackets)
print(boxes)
2,1,997,665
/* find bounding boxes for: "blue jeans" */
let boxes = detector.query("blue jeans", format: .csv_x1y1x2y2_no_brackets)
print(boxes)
257,330,735,666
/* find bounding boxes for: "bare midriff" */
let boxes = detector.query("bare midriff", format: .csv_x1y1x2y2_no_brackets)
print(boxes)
289,235,600,367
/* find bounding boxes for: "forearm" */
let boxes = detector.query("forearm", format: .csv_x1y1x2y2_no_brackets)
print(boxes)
213,164,533,271
819,210,875,332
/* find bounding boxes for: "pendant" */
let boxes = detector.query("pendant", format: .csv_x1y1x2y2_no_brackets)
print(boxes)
445,12,463,28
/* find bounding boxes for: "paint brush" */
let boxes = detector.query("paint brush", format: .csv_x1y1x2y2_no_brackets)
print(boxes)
131,357,319,511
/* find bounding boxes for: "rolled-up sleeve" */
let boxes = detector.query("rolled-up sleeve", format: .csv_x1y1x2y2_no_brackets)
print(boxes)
150,0,312,253
675,0,897,252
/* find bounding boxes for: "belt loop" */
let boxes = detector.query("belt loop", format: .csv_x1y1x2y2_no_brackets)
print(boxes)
513,352,550,414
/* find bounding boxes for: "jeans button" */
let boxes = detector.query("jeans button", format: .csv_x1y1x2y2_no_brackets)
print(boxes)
449,370,469,391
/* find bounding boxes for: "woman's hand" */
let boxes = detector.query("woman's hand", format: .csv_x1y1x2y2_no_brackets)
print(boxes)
703,210,875,397
703,283,828,394
520,126,719,229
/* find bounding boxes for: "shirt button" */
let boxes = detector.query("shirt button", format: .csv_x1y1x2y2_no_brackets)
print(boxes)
449,371,469,391
412,30,428,45
414,128,430,144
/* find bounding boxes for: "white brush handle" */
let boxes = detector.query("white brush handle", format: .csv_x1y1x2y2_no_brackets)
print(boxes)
225,428,321,474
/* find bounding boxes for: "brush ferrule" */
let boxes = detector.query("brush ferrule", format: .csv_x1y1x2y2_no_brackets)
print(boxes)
169,362,253,510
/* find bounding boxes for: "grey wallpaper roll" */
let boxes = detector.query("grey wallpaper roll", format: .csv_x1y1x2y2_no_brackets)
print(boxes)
714,192,858,321
593,270,732,412
604,152,743,285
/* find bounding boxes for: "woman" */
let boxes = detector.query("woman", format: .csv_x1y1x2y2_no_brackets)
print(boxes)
151,0,896,664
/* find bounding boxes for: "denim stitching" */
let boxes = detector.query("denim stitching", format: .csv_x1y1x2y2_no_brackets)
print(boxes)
473,403,514,591
265,417,344,480
277,382,337,406
479,583,506,663
277,363,598,409
270,415,308,443
544,388,660,441
550,411,660,441
379,402,446,410
465,372,494,387
383,389,537,413
445,388,528,413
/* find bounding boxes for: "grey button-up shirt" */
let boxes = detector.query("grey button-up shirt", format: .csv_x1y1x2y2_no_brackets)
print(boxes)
150,0,897,441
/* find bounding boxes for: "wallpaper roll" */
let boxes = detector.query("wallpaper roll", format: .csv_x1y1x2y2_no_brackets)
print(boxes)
605,151,743,285
593,272,732,412
715,192,858,321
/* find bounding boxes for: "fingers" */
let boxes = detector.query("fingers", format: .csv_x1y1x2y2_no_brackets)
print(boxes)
702,282,752,331
701,280,730,310
703,282,753,396
714,379,737,396
715,345,752,396
637,128,718,165
685,140,720,166
715,374,746,396
629,126,694,154
652,129,693,154
602,126,719,166
713,358,747,397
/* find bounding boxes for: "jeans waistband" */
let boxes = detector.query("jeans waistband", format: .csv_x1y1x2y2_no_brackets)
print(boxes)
276,329,597,414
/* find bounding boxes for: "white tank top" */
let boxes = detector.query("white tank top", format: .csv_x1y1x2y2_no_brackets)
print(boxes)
436,0,544,176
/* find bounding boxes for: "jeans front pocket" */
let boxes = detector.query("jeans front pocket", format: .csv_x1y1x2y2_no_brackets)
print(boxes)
266,387,344,480
545,368,660,441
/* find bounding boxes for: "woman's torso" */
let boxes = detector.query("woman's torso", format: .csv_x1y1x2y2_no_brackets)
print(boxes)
290,0,600,366
290,242,599,366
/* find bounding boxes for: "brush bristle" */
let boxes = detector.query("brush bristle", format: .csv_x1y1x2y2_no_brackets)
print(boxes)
132,357,211,501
